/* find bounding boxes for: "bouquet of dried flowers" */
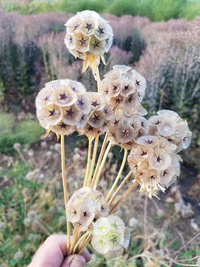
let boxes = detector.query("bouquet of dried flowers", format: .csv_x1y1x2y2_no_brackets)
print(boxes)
35,10,192,260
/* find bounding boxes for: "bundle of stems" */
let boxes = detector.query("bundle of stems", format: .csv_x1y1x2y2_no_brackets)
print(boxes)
59,67,138,256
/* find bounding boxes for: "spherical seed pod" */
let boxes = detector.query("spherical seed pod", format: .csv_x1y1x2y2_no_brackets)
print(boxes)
64,10,113,67
107,79,123,98
107,128,120,145
65,14,84,35
134,127,147,140
181,132,192,149
99,197,110,217
128,157,139,175
110,95,124,110
120,140,136,151
158,138,177,152
67,188,109,231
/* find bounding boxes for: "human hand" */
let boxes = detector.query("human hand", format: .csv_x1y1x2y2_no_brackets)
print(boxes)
28,235,91,267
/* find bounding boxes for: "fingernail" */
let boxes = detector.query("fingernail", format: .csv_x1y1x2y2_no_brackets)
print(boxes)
70,255,86,267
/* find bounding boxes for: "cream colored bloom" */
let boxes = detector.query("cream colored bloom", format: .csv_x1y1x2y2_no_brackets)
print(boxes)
91,215,130,259
67,187,109,231
64,10,113,73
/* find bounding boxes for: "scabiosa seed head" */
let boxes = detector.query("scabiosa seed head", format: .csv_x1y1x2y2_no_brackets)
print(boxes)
91,215,130,259
102,65,146,111
64,10,113,73
35,79,89,136
67,187,109,231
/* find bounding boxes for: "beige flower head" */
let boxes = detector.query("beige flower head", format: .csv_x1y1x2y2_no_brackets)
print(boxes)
64,10,113,73
128,134,184,197
35,79,89,136
67,187,109,231
102,65,146,111
91,215,130,259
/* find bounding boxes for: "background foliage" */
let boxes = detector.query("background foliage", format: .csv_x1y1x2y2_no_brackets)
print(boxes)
0,9,200,149
1,0,200,21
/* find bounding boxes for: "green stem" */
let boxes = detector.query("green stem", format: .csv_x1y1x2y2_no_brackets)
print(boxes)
73,231,92,254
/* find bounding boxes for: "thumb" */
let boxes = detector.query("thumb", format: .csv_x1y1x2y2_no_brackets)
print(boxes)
61,254,86,267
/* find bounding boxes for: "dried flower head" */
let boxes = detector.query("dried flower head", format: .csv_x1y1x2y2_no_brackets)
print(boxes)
36,79,91,136
67,187,109,231
102,65,146,111
128,132,185,197
64,10,113,73
91,215,130,259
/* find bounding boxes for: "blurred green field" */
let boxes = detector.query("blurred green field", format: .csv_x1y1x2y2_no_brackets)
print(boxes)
1,0,200,21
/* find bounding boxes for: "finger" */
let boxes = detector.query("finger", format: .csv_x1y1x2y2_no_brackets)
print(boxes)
29,235,68,267
80,248,91,263
61,255,86,267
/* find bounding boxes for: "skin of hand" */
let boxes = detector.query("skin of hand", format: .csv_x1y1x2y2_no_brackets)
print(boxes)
28,235,91,267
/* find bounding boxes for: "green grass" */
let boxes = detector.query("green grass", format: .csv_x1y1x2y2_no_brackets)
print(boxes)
2,0,200,21
0,113,45,154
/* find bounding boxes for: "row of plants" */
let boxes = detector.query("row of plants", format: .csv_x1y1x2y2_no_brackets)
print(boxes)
1,11,200,150
2,0,200,21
